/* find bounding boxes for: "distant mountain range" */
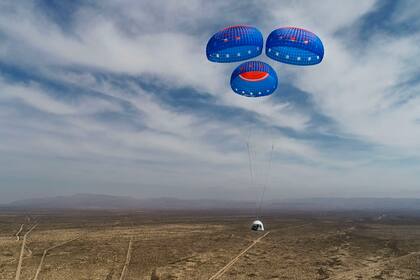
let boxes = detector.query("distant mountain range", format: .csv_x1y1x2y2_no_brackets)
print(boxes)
4,193,254,210
3,193,420,211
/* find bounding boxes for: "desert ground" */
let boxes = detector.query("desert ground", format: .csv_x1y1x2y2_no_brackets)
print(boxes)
0,209,420,279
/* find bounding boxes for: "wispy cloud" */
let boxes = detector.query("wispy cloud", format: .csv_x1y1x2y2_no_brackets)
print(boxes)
0,0,420,202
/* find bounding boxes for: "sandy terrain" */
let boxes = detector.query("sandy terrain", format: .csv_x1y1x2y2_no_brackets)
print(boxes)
0,209,419,279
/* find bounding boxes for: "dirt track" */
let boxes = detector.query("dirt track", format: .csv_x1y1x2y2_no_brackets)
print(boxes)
209,231,270,280
0,210,419,279
15,224,37,280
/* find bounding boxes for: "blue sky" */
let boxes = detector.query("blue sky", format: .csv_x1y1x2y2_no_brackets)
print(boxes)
0,0,420,203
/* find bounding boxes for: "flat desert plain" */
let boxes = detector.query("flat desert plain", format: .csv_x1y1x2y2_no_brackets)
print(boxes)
1,209,420,279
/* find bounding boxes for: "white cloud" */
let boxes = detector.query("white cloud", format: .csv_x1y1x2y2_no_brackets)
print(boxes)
263,0,376,34
0,1,313,132
295,31,420,153
0,80,75,114
1,0,420,201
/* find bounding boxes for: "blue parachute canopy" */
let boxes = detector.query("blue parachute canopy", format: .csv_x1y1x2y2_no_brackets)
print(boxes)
206,25,263,63
266,27,324,66
231,61,278,97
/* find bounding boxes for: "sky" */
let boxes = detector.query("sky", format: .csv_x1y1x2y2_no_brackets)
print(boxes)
0,0,420,203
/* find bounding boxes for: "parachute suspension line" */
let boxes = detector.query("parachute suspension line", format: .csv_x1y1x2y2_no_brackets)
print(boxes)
263,127,275,193
256,126,275,219
246,141,254,190
246,125,254,187
245,125,260,219
244,102,276,221
256,140,274,219
251,140,260,220
247,125,260,219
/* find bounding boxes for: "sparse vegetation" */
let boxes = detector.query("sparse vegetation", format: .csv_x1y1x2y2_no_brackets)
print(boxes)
0,210,419,279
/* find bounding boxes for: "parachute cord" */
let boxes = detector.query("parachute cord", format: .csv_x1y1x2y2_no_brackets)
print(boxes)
257,142,274,219
246,141,254,191
257,186,266,220
251,142,260,219
256,125,275,219
243,124,255,219
246,124,256,199
245,125,260,219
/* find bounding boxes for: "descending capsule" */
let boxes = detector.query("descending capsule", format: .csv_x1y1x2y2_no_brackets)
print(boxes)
230,61,278,97
266,27,324,66
206,25,263,63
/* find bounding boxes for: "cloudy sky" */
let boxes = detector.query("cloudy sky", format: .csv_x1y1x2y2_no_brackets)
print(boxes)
0,0,419,203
